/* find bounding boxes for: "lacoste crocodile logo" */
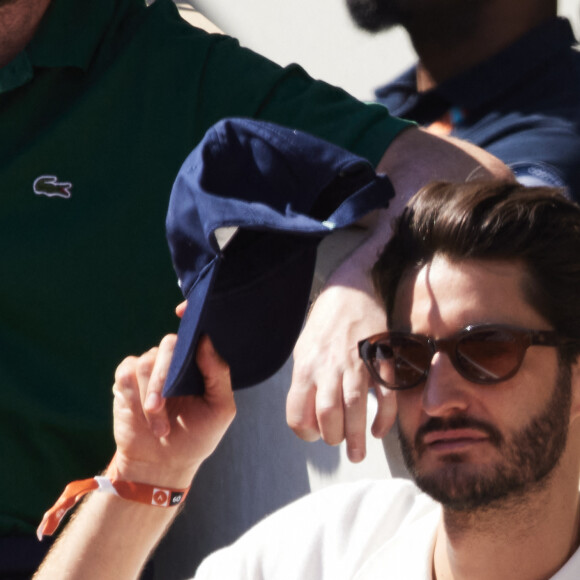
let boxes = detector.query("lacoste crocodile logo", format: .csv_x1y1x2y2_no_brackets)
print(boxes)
33,175,73,199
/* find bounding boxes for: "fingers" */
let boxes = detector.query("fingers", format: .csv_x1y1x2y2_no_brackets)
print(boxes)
314,371,345,446
288,359,371,458
288,258,391,461
286,364,321,442
113,355,143,416
175,301,187,319
112,355,156,454
313,365,371,463
341,368,369,463
115,333,234,444
195,335,236,421
137,335,176,438
111,334,235,490
288,353,394,463
370,384,397,439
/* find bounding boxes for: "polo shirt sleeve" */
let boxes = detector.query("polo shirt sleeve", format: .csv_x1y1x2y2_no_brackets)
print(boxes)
175,33,413,167
131,0,414,166
482,121,580,201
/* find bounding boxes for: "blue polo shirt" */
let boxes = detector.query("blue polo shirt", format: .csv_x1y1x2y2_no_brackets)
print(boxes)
375,17,580,199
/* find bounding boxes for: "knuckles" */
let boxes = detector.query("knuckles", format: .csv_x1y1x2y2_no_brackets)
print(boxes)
342,389,365,410
114,356,139,388
159,334,177,351
135,351,157,378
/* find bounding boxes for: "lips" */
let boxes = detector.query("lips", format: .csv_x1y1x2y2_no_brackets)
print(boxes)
422,429,490,448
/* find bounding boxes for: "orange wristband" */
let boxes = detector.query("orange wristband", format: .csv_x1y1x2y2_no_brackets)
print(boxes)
37,458,189,540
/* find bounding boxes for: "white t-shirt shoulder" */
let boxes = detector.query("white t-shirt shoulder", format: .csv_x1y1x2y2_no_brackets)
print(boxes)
193,478,440,580
552,539,580,580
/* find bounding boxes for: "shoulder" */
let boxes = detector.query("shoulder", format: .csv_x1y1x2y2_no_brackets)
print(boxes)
254,478,432,535
299,477,434,521
194,479,438,579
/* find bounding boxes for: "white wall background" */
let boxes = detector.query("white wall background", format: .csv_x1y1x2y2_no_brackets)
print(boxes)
181,0,580,101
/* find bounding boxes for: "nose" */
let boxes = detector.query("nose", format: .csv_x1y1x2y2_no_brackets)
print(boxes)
421,352,471,417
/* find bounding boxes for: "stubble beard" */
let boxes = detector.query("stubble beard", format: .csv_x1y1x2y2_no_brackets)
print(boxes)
345,0,407,32
345,0,486,41
398,363,572,512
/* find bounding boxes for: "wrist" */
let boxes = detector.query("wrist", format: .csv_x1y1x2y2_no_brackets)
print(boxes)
95,476,189,509
111,451,200,490
37,474,190,539
37,452,195,539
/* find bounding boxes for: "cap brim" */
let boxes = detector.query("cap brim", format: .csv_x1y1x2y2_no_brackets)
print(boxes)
163,258,219,397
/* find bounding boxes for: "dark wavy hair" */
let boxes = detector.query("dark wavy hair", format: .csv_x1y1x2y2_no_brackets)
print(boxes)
372,181,580,363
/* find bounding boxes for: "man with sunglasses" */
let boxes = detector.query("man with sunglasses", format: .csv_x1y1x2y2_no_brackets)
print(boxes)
35,180,580,579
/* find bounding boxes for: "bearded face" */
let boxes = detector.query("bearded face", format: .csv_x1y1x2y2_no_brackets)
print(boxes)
398,361,572,511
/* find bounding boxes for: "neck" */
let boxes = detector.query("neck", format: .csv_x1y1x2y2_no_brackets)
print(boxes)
433,474,580,580
410,1,556,91
0,0,51,68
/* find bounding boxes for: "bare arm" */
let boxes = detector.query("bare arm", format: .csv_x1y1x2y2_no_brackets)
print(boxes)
34,335,235,580
287,127,513,461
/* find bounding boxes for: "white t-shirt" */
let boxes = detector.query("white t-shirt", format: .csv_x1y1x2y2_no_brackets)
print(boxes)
193,478,580,579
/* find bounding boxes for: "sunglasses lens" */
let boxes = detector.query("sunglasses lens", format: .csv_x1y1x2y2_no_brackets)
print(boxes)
363,326,534,389
456,328,523,383
372,336,431,389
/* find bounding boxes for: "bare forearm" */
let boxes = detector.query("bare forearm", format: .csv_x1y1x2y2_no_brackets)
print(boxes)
35,336,235,579
342,126,514,290
34,492,178,580
376,126,513,206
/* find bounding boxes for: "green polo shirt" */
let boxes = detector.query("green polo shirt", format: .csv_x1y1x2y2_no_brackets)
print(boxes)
0,0,411,536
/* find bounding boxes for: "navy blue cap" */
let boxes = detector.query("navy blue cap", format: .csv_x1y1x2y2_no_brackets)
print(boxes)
164,118,394,397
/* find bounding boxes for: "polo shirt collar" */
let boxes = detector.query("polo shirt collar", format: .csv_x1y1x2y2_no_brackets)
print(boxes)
0,0,134,92
27,0,118,69
377,17,577,116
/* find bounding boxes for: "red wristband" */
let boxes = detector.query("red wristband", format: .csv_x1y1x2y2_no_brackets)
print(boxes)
36,458,189,539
